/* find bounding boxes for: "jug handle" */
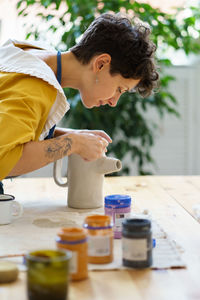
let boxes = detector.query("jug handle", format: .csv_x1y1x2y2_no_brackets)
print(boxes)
53,159,68,187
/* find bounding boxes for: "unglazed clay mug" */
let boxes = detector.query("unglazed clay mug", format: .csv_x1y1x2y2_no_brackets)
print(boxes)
53,154,122,209
0,194,23,225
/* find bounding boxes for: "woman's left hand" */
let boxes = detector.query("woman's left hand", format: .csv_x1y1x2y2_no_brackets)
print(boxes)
54,128,112,144
79,130,112,144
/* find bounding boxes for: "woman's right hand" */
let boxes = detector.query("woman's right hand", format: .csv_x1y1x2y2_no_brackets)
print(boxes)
71,131,110,161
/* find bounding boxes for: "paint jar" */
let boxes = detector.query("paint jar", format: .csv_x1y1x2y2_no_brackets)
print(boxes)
104,194,131,239
83,215,113,264
122,218,152,268
25,249,71,300
56,227,88,281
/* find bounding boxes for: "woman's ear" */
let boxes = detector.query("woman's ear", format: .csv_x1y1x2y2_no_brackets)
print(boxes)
93,54,111,72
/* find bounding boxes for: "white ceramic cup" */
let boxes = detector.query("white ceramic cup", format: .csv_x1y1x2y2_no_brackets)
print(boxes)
0,194,23,225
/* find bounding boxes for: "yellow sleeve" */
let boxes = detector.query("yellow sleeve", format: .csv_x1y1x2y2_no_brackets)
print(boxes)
0,72,57,180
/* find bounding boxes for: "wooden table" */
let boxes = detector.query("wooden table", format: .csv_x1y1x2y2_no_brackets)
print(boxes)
1,176,200,300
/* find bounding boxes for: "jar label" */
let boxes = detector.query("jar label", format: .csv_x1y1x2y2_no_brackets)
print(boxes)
114,212,131,232
69,251,77,274
88,235,111,257
122,237,147,261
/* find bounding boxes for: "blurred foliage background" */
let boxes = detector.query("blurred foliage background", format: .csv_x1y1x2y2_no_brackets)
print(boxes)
17,0,200,174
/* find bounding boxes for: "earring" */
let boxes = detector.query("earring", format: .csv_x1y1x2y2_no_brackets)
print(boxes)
96,76,99,83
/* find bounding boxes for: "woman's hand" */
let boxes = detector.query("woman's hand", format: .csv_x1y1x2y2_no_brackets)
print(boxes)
54,127,112,144
54,127,112,161
71,131,111,161
78,129,112,144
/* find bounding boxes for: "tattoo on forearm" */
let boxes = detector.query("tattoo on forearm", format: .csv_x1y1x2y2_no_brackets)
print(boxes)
44,137,72,161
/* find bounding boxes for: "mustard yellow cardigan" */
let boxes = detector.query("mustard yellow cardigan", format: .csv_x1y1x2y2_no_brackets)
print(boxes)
0,71,57,180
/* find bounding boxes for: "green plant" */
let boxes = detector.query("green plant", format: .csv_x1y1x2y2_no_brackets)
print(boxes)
17,0,200,174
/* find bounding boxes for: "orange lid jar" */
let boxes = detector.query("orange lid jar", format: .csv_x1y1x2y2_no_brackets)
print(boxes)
56,227,88,281
83,215,113,264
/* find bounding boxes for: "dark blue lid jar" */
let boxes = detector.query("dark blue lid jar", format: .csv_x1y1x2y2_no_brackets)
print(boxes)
122,218,152,268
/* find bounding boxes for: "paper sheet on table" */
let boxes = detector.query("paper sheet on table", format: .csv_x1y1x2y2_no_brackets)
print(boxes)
0,196,186,271
88,221,186,270
3,220,185,271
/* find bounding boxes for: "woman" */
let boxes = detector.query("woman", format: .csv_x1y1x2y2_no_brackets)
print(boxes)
0,13,158,190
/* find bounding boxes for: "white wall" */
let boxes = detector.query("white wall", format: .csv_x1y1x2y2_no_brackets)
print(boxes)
146,64,200,175
124,61,200,176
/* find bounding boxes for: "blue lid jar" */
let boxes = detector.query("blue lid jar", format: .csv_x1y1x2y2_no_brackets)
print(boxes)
104,195,132,239
105,195,131,209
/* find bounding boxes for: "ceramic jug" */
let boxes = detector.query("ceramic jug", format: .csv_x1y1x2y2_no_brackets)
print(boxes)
53,154,122,209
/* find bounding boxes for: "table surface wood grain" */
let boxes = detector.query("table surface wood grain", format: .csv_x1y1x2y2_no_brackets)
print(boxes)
1,176,200,300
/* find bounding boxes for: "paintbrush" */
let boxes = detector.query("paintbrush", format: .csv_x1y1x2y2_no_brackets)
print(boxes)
0,254,25,259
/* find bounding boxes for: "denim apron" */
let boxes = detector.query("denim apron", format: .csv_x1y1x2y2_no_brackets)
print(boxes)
0,50,62,194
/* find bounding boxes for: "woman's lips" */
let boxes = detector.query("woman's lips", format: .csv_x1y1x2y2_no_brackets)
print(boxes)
96,100,103,107
96,100,109,107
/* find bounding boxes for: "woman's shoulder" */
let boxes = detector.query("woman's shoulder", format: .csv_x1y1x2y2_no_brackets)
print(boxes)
0,70,56,86
0,71,57,101
0,40,62,96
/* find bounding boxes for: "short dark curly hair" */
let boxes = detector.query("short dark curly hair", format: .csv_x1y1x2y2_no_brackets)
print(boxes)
70,13,159,97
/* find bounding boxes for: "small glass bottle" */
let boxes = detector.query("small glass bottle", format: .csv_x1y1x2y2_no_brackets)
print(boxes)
83,215,113,264
122,218,152,268
56,227,88,281
104,194,131,239
25,249,71,300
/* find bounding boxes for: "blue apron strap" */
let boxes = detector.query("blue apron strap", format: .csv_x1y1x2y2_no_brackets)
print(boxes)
44,50,62,140
46,124,56,139
57,50,62,85
0,181,4,194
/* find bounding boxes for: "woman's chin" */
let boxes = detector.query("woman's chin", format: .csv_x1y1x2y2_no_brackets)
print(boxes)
81,98,96,108
83,103,94,109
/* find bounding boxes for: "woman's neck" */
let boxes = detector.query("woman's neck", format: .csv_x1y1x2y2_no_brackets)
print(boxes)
60,51,85,89
23,48,85,90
